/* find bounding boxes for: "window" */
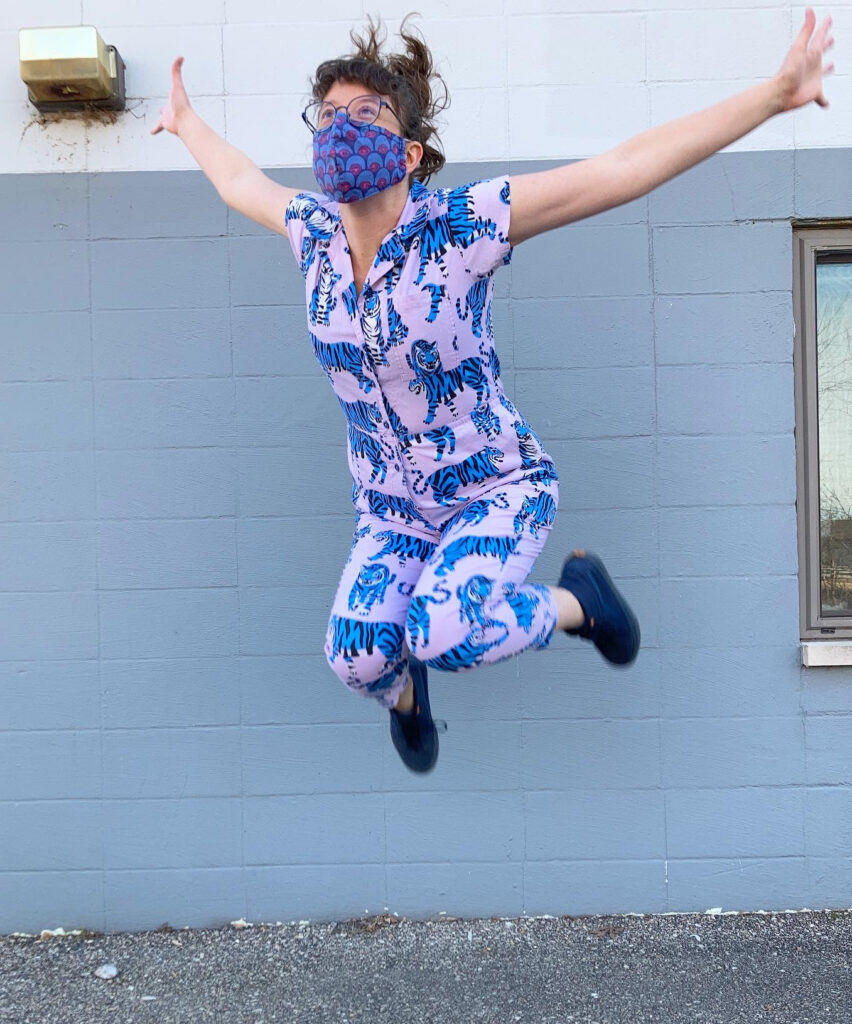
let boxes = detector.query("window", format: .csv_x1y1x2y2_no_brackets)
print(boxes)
794,226,852,642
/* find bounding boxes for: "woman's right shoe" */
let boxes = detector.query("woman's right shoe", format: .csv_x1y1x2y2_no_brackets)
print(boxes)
388,656,440,773
558,549,640,665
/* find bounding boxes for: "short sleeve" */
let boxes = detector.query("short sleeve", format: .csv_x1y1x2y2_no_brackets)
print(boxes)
283,191,338,277
445,175,513,278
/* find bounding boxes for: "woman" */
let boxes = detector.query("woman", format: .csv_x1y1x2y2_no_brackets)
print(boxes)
153,11,834,773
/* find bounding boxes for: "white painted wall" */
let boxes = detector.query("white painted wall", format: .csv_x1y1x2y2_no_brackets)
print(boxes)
0,0,848,173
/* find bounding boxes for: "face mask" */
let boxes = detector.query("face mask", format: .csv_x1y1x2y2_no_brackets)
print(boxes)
312,112,408,204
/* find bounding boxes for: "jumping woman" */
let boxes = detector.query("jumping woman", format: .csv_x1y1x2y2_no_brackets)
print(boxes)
153,10,834,772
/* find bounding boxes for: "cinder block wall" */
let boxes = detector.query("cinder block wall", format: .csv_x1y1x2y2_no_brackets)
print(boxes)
1,2,851,932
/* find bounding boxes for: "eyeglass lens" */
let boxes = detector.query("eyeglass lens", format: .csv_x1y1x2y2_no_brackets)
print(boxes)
308,95,383,131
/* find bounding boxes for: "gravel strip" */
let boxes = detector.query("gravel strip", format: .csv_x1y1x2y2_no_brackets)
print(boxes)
1,909,851,1023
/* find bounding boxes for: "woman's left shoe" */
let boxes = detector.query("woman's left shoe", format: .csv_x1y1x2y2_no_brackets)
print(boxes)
388,656,440,773
558,549,641,665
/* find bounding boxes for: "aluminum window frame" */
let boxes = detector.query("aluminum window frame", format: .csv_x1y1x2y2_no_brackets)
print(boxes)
793,223,852,641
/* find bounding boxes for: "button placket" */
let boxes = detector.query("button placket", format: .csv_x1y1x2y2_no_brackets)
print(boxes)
352,286,404,487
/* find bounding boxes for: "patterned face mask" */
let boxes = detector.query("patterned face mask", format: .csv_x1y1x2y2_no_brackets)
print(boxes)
312,112,408,204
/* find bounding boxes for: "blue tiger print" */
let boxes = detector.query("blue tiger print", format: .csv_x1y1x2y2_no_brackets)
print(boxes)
530,610,557,650
441,491,511,531
339,398,383,434
287,193,336,278
501,582,540,632
362,660,408,697
411,446,504,506
433,533,522,577
498,393,519,417
422,283,446,323
348,563,397,614
312,334,374,393
299,235,317,277
407,339,490,424
397,200,430,244
374,202,429,274
500,180,510,205
513,491,557,538
513,419,545,468
382,400,408,437
426,625,507,671
413,215,453,284
471,399,501,440
384,265,402,294
308,251,341,327
286,193,337,241
368,529,437,565
374,235,405,267
327,615,404,662
456,277,489,338
445,184,499,251
348,426,392,484
362,488,438,531
341,281,358,319
457,574,496,630
386,297,408,345
399,424,456,464
405,582,451,652
360,288,385,367
523,461,560,488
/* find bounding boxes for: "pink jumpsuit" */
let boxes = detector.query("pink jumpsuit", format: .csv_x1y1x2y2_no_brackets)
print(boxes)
284,176,560,708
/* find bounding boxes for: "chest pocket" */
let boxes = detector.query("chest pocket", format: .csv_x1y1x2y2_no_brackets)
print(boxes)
388,282,460,367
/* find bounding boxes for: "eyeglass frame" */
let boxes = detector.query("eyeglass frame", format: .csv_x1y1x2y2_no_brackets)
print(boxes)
301,93,404,136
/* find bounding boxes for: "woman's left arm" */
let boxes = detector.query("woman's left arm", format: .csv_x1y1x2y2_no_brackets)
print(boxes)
508,7,835,246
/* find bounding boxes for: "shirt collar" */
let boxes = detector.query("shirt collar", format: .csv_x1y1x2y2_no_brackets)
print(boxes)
366,178,431,288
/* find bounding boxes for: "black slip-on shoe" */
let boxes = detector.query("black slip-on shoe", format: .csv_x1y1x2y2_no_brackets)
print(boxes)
558,549,640,665
389,656,441,773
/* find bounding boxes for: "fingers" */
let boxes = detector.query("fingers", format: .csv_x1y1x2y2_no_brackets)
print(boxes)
171,55,185,86
798,8,833,50
796,6,816,44
812,12,832,50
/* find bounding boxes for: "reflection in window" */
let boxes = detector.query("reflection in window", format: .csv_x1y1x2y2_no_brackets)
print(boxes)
816,257,852,615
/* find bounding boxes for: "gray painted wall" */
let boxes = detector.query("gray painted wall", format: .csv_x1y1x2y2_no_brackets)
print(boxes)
1,151,850,934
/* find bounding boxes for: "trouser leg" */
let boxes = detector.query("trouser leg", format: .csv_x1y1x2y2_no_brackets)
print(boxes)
404,475,560,671
324,515,437,708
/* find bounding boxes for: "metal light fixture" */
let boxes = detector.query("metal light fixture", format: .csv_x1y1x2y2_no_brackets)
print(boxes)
19,25,126,113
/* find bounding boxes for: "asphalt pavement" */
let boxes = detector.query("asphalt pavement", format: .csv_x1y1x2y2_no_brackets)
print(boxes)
1,909,851,1023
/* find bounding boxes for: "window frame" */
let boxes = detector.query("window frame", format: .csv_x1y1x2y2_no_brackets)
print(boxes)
793,223,852,641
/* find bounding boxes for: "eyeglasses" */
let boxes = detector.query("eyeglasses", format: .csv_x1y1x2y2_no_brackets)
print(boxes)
301,94,399,135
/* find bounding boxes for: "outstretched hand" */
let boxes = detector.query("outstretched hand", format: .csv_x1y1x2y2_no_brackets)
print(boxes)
151,56,192,135
775,7,835,112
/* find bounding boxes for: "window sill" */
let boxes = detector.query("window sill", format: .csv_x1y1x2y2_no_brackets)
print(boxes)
801,641,852,667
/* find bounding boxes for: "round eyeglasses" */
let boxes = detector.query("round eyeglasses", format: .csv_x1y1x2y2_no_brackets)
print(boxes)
301,94,398,135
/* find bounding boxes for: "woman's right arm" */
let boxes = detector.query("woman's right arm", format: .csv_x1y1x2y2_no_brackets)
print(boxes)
151,56,298,236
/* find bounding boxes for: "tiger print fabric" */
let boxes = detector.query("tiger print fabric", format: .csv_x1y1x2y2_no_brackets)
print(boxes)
284,176,563,703
284,176,559,529
324,474,560,708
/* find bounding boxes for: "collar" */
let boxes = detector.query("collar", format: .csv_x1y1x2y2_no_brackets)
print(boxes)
366,178,431,288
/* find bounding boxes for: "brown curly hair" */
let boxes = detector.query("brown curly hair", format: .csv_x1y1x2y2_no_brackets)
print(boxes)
309,14,449,184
